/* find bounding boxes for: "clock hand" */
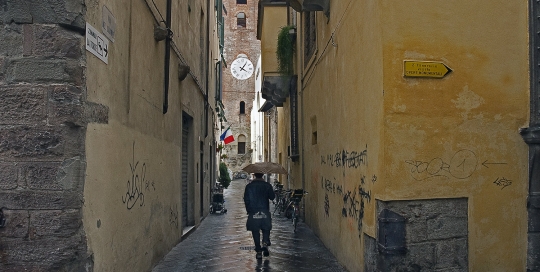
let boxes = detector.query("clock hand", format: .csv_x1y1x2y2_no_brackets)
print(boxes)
240,63,247,71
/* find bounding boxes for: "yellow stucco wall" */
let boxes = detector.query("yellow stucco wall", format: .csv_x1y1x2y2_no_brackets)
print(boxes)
83,0,219,270
260,6,287,74
381,1,529,270
263,1,531,271
260,4,301,188
296,2,384,270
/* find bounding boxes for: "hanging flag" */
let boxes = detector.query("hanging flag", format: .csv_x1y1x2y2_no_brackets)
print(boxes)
220,127,235,144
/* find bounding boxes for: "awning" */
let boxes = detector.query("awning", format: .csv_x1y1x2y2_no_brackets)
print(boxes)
261,74,292,107
258,101,274,112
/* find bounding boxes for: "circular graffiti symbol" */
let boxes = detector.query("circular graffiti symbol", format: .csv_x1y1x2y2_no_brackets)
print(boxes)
449,149,477,179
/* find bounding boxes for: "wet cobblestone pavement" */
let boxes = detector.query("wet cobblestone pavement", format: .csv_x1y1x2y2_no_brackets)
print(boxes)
152,179,348,272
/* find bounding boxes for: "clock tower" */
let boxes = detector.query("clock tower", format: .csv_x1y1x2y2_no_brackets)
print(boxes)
220,0,261,171
230,54,255,80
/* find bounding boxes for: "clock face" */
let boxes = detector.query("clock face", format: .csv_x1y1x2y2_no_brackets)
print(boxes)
230,57,254,80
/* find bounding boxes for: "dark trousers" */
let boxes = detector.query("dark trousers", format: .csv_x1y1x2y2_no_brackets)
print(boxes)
251,229,270,252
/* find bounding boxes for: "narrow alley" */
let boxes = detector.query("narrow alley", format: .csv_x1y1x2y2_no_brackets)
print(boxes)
152,179,348,272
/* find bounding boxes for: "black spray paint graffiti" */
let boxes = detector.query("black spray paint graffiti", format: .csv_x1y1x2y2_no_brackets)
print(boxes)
322,175,374,234
169,205,179,227
405,150,510,186
324,194,330,217
321,146,368,169
405,149,479,181
322,176,343,195
493,177,512,189
122,142,154,210
145,180,156,192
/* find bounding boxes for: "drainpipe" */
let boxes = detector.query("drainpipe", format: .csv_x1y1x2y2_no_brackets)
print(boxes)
520,127,540,271
163,0,172,114
205,0,210,138
300,80,305,219
523,1,540,269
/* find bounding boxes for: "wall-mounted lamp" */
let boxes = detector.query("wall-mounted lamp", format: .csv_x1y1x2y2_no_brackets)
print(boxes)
289,27,297,43
178,64,190,81
154,25,169,41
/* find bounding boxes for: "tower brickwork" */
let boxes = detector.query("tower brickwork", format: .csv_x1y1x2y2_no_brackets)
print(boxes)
221,0,261,171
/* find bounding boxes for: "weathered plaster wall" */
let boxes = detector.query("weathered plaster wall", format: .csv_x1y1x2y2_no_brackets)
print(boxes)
299,2,384,271
0,0,216,270
293,0,529,271
259,6,285,74
83,0,218,271
259,5,297,186
380,1,529,270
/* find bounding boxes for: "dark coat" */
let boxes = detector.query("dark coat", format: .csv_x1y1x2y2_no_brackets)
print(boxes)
244,178,275,231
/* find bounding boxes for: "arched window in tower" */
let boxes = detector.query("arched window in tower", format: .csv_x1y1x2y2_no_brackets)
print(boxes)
237,12,246,28
240,101,245,114
238,134,247,154
237,0,247,4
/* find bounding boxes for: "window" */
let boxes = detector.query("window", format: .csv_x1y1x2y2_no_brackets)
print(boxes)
238,135,246,154
240,101,245,114
238,142,246,154
303,11,316,67
237,0,247,4
237,12,246,28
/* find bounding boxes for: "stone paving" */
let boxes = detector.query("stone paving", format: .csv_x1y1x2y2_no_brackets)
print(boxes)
152,179,348,272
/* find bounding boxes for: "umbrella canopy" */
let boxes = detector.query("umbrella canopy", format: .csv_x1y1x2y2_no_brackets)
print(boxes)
242,162,287,174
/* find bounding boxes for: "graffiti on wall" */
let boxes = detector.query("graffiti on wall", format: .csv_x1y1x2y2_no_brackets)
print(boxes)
405,149,479,180
493,177,512,189
169,205,179,227
324,193,330,217
321,146,368,169
405,149,511,189
319,145,374,236
122,142,155,210
322,174,375,234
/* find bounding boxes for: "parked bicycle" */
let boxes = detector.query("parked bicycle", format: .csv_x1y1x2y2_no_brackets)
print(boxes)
272,182,290,215
284,189,307,232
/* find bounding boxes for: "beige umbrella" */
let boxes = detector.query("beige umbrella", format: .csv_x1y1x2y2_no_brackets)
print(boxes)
242,162,287,174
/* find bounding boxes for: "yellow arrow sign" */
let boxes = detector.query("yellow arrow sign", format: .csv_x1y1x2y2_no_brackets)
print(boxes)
404,61,452,78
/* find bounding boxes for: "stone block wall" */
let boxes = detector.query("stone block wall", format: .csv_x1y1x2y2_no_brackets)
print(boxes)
0,0,99,270
374,198,469,271
364,234,377,272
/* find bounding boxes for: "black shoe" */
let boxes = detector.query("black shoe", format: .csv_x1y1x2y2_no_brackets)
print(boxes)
262,242,270,256
256,252,262,259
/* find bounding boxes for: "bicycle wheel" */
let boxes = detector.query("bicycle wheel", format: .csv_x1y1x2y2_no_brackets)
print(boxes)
273,200,281,215
284,205,293,219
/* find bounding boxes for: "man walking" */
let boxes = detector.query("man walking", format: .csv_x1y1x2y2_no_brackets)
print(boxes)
243,172,275,259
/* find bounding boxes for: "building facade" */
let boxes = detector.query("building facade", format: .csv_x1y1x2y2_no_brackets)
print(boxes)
251,56,265,163
258,0,533,271
220,0,261,172
0,0,222,270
